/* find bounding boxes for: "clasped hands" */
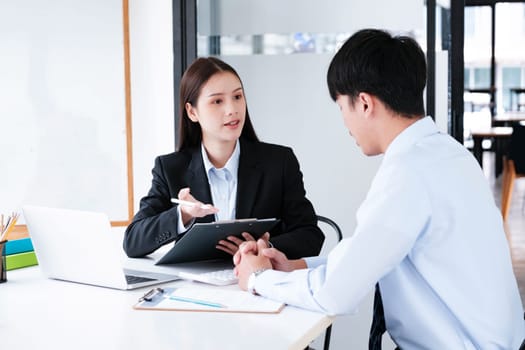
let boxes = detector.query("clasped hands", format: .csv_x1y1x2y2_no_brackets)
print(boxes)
233,238,297,291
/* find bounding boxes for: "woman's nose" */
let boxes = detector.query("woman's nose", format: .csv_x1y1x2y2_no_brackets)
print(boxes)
226,101,238,116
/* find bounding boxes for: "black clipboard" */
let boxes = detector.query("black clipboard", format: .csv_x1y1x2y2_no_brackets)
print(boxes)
155,218,280,265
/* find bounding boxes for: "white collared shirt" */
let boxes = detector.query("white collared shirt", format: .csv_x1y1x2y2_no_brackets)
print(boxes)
253,117,525,349
201,141,240,221
176,142,240,232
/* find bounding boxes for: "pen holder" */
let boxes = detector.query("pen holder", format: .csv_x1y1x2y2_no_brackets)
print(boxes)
0,240,7,283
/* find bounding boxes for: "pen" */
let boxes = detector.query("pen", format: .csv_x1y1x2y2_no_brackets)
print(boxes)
139,287,164,302
169,295,225,308
170,198,212,210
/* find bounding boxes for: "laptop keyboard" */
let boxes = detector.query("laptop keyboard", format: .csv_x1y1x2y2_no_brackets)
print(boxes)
125,274,156,284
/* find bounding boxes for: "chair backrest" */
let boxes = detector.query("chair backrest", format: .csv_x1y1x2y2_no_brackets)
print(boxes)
509,124,525,174
317,215,343,256
316,215,343,350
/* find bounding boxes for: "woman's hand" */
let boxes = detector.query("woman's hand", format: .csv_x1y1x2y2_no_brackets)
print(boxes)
177,187,218,225
233,238,302,272
233,239,273,291
217,232,270,256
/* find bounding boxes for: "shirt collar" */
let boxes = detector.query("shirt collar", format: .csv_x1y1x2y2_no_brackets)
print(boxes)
201,140,240,177
384,116,440,159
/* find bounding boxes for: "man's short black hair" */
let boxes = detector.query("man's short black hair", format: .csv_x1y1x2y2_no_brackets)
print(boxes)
327,28,427,118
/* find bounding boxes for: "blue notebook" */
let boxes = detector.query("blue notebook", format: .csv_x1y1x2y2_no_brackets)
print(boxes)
5,237,34,255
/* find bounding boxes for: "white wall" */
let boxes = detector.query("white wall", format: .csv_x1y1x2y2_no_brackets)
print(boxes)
225,54,379,235
0,0,176,221
0,0,128,219
128,0,175,213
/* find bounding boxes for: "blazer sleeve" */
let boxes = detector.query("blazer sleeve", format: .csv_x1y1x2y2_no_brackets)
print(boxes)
269,147,325,259
123,155,185,258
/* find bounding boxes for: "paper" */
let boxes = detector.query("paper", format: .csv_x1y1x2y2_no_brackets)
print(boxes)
134,286,285,314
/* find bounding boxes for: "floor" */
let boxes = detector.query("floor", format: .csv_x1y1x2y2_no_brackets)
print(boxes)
482,151,525,304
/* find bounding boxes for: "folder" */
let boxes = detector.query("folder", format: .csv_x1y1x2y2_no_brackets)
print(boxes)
5,237,34,255
156,218,279,264
6,251,38,270
133,286,284,314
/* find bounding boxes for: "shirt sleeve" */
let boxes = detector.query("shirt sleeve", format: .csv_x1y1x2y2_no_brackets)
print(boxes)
176,205,192,234
253,161,432,315
304,256,326,268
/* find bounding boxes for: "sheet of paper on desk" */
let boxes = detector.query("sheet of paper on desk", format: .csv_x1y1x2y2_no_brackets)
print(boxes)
134,286,285,314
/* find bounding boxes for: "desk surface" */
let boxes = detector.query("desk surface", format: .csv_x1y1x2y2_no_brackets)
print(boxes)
0,240,333,350
510,87,525,93
494,112,525,123
470,126,513,138
509,89,525,111
470,126,513,173
465,87,495,94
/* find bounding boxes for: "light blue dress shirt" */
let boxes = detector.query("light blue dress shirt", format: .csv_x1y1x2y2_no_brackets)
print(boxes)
254,117,525,349
201,141,239,221
176,141,239,232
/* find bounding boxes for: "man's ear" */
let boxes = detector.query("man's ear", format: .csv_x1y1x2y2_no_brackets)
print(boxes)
185,102,198,122
358,92,373,114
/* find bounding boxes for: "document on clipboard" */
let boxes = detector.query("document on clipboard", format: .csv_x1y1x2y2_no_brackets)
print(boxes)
156,218,279,265
133,286,285,314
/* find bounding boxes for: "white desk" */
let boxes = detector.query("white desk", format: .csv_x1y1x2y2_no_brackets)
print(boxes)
0,256,333,350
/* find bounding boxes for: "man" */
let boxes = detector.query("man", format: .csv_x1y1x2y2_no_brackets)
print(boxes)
233,29,525,349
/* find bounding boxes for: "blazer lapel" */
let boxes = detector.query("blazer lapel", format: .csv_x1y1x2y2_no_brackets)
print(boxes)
236,140,262,218
186,147,214,223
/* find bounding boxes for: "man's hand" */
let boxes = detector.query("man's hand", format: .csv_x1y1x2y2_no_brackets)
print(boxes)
233,239,273,290
233,238,301,272
261,246,297,272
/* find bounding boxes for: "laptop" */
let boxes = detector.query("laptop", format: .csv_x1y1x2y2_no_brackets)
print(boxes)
22,205,180,290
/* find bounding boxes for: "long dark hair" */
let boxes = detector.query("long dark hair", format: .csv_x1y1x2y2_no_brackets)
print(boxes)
177,57,259,151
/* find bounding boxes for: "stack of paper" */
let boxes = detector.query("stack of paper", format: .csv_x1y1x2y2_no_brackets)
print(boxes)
134,286,285,313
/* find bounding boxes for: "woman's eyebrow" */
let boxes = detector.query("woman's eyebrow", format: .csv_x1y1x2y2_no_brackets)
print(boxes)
206,86,243,97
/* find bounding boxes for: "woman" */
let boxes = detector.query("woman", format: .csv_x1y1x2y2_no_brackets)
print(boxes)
123,57,324,260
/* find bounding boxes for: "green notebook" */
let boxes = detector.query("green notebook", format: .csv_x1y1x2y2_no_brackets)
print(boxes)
6,251,38,270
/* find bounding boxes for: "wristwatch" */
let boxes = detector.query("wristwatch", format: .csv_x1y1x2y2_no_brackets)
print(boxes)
247,268,267,295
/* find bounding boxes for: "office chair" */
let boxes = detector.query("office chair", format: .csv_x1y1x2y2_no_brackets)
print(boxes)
501,124,525,221
316,215,343,350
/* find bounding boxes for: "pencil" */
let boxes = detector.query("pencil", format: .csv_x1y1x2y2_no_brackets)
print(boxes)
1,213,19,241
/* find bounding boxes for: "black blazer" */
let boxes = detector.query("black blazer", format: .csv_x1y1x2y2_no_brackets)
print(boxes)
123,139,324,259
